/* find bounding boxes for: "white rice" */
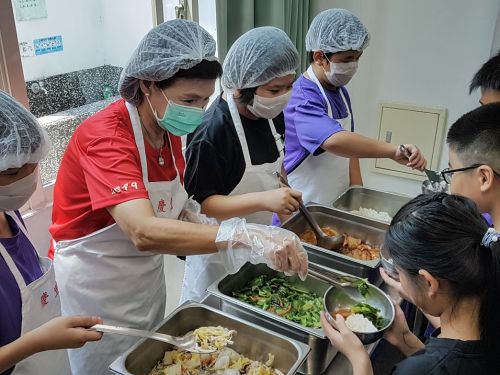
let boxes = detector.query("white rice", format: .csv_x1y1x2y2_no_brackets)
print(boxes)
350,207,392,223
345,314,378,333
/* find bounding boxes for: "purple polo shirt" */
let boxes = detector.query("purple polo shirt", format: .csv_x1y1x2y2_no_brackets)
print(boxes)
0,212,43,375
283,74,355,174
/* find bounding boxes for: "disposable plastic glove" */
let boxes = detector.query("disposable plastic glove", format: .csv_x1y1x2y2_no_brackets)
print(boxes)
179,198,218,225
216,217,308,280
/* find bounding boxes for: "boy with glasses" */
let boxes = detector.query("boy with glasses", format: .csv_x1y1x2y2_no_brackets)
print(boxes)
443,103,500,228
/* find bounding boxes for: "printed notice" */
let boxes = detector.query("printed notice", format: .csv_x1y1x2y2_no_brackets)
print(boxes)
14,0,48,21
34,35,63,56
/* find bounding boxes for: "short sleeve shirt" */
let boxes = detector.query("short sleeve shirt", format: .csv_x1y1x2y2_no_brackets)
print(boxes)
49,99,185,252
0,212,43,375
184,95,285,204
283,74,354,174
392,330,490,374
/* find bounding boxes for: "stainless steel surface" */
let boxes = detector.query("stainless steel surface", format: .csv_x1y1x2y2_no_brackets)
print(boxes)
323,282,395,345
89,324,212,354
281,204,385,283
332,186,412,224
206,263,337,374
109,302,309,375
276,172,344,250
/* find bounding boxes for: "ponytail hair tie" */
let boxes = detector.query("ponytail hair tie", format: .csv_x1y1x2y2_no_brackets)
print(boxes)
482,228,499,248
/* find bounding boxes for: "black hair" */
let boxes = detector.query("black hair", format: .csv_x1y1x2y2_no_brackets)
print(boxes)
308,51,334,64
470,50,500,94
386,193,500,369
132,59,222,105
234,87,258,106
446,103,500,170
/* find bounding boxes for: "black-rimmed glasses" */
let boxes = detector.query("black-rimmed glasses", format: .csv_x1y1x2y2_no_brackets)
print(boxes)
441,164,500,184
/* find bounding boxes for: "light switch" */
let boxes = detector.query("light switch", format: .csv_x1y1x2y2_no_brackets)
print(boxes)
373,102,447,181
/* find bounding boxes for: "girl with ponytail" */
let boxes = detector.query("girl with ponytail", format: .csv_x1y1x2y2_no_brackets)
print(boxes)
321,193,499,374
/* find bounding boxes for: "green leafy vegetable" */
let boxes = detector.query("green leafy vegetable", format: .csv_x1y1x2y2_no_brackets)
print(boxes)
233,275,322,328
351,303,386,329
356,278,369,298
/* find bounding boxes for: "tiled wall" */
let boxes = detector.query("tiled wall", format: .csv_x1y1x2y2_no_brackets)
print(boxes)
26,65,122,117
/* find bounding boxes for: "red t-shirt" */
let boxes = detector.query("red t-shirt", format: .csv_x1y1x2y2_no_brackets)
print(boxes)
49,99,185,258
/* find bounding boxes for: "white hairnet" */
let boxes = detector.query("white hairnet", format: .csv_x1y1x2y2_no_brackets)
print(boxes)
306,8,370,53
222,27,300,93
119,19,217,104
0,91,50,171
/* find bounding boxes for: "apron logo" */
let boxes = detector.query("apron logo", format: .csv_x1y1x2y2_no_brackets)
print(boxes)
41,291,49,307
157,197,173,213
157,199,167,213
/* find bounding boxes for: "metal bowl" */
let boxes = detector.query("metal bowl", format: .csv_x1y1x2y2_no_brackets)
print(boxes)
323,283,395,345
380,246,399,281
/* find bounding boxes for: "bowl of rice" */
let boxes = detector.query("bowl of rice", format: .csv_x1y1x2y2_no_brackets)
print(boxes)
323,281,395,345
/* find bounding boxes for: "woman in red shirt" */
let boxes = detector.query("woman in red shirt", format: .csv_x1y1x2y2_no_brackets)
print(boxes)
50,19,308,375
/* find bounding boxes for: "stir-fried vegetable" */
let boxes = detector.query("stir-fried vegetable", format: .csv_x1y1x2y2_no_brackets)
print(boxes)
351,303,386,330
233,275,323,328
356,278,369,298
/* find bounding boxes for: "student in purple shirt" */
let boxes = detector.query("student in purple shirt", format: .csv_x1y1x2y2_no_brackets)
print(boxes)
284,8,426,205
0,91,102,375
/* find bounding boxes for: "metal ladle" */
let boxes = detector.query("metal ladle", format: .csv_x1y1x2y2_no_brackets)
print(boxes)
276,172,344,251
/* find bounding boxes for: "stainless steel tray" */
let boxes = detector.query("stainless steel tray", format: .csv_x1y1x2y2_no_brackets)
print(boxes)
206,263,337,374
281,204,385,282
332,186,411,224
109,302,309,375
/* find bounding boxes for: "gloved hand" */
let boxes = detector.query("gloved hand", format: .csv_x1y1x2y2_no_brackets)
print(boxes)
216,217,308,280
179,197,218,225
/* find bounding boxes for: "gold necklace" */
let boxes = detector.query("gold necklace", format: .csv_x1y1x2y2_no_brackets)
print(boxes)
141,123,166,166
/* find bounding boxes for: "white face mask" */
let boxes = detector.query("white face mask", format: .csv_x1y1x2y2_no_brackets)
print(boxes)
323,60,358,87
247,90,292,119
0,169,38,211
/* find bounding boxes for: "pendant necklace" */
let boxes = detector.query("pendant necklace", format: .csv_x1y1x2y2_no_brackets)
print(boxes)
142,123,166,166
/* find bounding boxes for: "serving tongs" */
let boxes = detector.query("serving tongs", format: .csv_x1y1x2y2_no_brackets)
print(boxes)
275,172,344,251
88,324,216,354
399,145,441,183
307,263,361,289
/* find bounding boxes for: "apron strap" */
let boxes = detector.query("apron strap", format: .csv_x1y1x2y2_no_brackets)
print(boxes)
126,102,150,185
307,66,333,118
337,88,354,132
268,119,284,158
227,94,253,168
0,212,32,288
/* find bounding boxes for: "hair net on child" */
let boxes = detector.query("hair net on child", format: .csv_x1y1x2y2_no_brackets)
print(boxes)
306,8,370,53
0,91,50,171
221,27,300,93
119,19,217,104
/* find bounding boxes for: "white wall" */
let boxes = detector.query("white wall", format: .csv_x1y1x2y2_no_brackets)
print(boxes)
14,0,154,81
311,0,500,196
101,0,154,68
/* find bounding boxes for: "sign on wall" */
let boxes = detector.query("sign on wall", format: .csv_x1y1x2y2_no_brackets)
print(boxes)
13,0,48,21
33,35,64,55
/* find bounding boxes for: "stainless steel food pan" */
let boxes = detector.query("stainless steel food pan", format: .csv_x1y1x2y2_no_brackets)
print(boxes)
207,263,337,374
281,204,386,283
332,186,411,224
109,302,310,375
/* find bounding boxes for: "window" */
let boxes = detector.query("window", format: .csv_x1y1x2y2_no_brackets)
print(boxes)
1,0,190,214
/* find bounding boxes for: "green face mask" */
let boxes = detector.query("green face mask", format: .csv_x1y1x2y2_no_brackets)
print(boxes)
147,90,204,136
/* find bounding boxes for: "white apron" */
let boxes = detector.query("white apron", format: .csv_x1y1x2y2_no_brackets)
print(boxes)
0,212,70,375
53,102,188,375
180,94,284,303
288,66,352,206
